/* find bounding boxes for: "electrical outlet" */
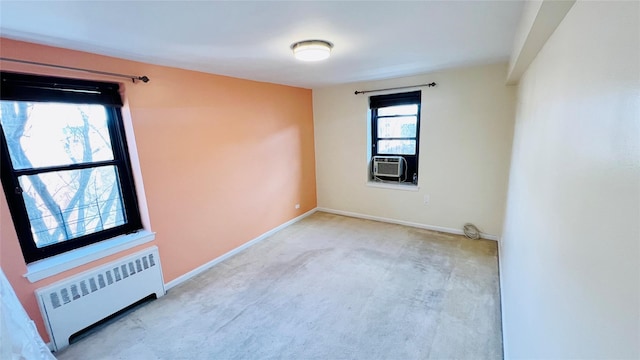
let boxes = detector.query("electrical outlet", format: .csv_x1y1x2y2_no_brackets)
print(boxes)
423,195,430,205
295,203,300,209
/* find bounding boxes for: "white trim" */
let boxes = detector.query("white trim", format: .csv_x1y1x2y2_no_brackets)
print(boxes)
24,230,155,283
497,237,508,358
164,208,318,290
46,342,55,352
316,207,499,241
366,181,420,192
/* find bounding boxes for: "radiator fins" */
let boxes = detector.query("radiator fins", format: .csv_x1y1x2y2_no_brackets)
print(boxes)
47,254,157,310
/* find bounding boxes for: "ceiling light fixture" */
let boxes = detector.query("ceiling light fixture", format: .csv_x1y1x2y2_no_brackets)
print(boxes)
291,40,333,62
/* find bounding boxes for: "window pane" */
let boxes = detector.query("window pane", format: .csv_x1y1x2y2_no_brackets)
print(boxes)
0,101,114,170
377,116,417,138
377,104,418,116
377,140,416,155
18,166,126,248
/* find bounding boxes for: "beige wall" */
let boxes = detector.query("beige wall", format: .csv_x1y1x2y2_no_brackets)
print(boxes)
313,63,515,236
500,1,639,358
0,38,317,342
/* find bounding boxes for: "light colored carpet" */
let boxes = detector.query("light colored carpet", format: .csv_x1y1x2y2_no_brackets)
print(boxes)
55,212,502,359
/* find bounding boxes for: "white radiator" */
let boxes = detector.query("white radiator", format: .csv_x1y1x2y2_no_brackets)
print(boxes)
35,246,165,351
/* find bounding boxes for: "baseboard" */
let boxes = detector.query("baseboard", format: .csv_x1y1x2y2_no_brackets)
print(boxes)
164,207,496,290
316,207,499,241
164,208,317,290
497,236,508,358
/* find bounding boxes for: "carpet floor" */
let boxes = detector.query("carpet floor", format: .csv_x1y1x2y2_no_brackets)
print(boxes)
55,212,502,359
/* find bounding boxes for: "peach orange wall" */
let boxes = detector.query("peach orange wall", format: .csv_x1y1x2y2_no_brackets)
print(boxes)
0,38,316,342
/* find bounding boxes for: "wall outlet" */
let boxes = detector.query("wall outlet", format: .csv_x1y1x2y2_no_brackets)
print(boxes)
423,195,430,205
295,203,300,209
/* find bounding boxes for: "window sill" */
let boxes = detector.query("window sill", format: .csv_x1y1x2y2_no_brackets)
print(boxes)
367,181,420,191
24,230,155,283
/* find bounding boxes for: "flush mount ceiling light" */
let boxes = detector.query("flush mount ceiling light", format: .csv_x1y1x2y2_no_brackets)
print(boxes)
291,40,333,62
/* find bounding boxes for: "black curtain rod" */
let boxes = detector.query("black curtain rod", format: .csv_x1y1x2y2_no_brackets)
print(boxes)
354,82,436,95
0,57,150,83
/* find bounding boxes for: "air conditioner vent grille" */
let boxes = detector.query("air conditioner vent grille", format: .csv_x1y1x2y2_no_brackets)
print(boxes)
372,156,404,177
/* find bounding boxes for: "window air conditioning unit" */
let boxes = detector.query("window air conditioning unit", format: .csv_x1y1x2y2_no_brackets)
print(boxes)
372,156,404,177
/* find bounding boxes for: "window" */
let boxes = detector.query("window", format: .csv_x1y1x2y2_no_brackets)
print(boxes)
0,72,142,263
370,90,421,184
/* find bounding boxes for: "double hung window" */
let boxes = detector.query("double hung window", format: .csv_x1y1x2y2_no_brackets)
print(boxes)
0,72,142,263
370,90,421,184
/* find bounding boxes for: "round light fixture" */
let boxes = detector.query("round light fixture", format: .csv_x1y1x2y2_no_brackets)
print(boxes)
291,40,333,62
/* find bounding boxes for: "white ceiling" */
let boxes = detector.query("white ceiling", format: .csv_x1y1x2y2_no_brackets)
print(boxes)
0,1,525,89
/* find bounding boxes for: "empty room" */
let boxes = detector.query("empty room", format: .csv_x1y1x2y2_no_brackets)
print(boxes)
0,1,637,359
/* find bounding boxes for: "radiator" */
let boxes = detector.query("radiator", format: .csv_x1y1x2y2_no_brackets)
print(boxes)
35,246,165,351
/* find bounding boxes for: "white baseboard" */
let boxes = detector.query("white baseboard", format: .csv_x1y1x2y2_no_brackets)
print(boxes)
165,206,497,291
316,207,499,241
497,236,508,358
164,208,317,290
